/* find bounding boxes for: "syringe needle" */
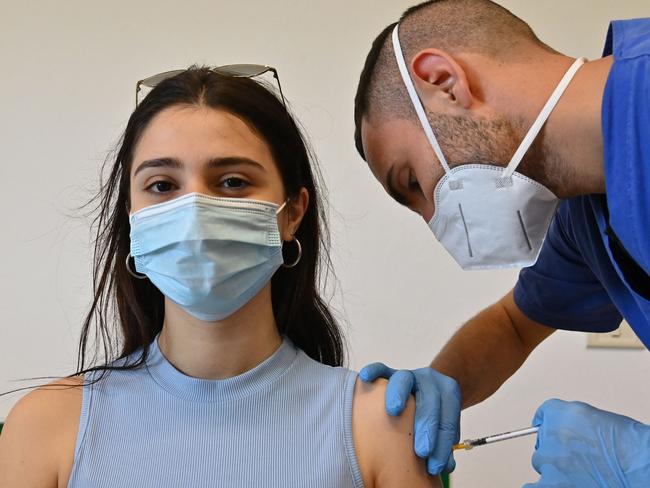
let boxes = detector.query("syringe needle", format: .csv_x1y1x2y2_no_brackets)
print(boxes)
453,426,539,451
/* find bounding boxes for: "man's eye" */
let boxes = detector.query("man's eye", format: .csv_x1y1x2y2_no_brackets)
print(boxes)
146,180,175,193
408,171,421,192
222,177,247,189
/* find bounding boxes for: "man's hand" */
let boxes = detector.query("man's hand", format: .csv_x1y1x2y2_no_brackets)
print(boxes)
524,399,650,488
359,363,461,475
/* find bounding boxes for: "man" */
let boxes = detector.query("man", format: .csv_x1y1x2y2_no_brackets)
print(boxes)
353,0,650,486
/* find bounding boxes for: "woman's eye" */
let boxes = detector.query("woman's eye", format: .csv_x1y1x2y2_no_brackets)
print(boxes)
147,180,175,193
222,177,247,189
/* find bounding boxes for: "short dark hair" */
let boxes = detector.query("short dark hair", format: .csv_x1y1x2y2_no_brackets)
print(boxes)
354,0,553,160
354,22,397,159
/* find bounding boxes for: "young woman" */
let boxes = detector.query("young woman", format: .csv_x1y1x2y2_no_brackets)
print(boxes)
0,67,441,488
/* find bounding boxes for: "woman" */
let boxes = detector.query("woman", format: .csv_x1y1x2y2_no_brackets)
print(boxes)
0,67,441,488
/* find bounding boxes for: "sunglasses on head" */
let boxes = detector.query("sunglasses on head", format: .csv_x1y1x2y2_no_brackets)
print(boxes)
135,64,285,107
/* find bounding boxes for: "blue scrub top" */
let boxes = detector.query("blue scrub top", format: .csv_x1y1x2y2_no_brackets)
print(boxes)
514,18,650,347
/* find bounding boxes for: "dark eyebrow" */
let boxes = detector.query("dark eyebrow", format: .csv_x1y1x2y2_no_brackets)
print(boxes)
133,156,265,177
386,165,409,207
134,157,183,176
206,156,265,171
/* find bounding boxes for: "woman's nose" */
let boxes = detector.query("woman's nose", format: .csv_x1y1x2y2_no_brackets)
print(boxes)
184,179,214,196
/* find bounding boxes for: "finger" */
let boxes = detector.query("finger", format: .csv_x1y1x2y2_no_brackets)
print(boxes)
532,406,545,428
531,398,563,451
530,449,542,474
385,369,415,416
532,398,564,427
428,383,460,474
412,373,441,461
359,362,397,383
444,454,456,474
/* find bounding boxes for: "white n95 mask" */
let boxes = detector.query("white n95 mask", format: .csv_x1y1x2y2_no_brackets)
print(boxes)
391,24,586,270
128,193,286,321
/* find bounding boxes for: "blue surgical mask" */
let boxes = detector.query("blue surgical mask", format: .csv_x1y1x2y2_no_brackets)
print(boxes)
129,193,286,321
392,24,586,270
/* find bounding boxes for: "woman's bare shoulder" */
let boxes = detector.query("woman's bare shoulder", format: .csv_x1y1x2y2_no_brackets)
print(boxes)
18,375,85,423
0,375,85,488
2,374,85,435
352,377,442,488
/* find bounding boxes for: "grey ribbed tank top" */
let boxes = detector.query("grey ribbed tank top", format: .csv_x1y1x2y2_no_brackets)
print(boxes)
67,333,364,487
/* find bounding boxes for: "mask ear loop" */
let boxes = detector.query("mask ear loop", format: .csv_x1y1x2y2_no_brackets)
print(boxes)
276,198,302,268
501,56,587,179
392,24,453,177
394,23,587,185
275,200,289,215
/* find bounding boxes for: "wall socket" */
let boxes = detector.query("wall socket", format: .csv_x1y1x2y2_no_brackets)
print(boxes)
587,320,645,349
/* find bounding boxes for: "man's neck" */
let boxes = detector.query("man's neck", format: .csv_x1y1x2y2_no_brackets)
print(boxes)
536,55,614,198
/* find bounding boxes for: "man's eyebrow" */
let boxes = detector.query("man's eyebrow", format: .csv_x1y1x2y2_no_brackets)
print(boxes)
133,156,265,177
386,165,408,207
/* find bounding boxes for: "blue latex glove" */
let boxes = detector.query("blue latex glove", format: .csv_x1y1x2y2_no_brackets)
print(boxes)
524,399,650,488
359,363,461,475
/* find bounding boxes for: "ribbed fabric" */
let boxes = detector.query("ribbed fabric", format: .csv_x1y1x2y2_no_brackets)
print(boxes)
67,334,364,488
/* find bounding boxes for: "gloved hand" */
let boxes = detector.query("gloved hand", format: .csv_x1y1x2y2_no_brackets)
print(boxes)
524,399,650,488
359,363,461,475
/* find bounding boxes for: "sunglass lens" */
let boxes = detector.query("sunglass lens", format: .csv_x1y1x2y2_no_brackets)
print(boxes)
141,69,186,88
215,64,269,77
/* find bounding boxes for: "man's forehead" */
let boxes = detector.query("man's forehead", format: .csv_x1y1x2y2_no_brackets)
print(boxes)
361,117,415,180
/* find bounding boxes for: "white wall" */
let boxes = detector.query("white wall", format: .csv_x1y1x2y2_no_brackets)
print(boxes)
1,1,649,486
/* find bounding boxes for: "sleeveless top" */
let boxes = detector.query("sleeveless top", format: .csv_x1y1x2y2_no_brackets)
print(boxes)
66,333,364,487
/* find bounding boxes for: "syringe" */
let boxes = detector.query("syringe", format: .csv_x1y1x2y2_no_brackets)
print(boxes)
453,426,539,451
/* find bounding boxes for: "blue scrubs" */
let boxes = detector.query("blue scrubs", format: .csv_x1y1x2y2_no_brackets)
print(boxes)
514,19,650,347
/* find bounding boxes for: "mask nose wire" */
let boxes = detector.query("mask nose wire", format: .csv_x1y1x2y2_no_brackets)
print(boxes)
502,56,587,179
392,24,453,176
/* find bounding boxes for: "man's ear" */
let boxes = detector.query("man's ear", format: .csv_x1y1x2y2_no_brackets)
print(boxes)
410,49,473,110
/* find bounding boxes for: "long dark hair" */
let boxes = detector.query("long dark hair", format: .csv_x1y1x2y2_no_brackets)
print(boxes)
2,66,344,397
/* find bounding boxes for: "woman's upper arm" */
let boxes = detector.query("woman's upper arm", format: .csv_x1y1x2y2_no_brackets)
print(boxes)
352,377,442,488
0,377,82,488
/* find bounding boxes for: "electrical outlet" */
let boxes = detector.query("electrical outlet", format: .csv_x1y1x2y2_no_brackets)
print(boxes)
587,320,645,349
